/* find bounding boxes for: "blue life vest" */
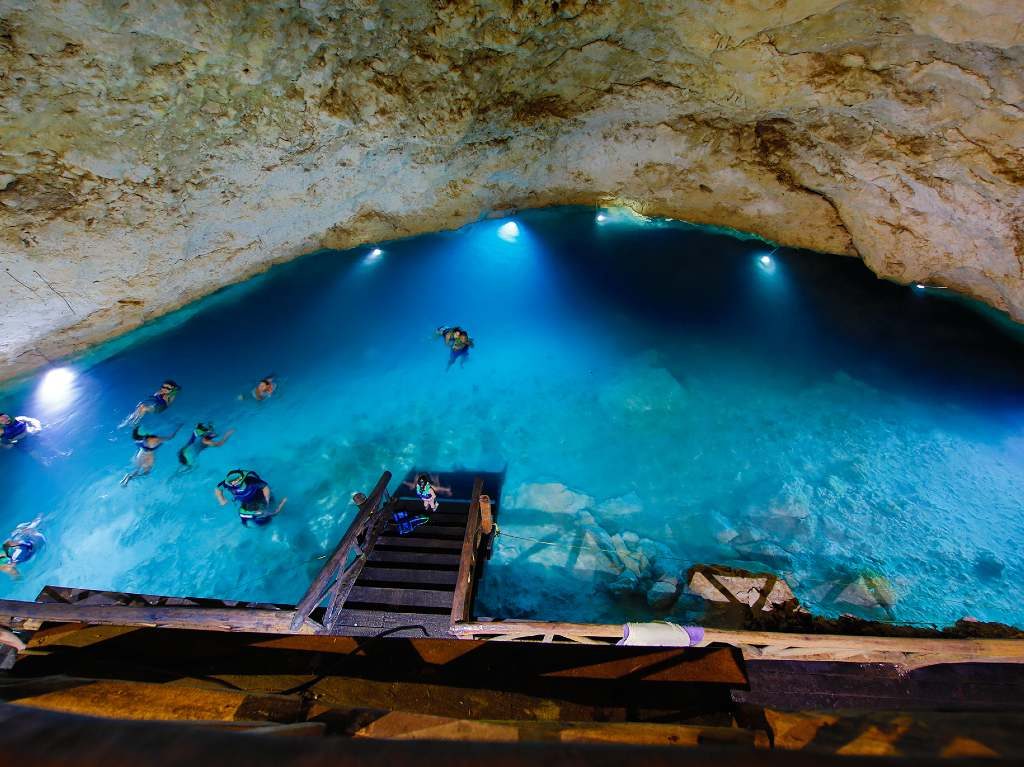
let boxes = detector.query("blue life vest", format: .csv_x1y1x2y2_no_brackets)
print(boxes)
1,419,28,442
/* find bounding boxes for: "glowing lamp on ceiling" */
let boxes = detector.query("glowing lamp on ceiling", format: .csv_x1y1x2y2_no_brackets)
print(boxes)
497,221,520,242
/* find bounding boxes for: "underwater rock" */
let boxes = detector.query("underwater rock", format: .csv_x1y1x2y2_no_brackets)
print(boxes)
974,551,1005,579
607,571,642,599
507,483,594,516
598,364,687,416
596,493,644,519
687,564,801,613
647,575,681,609
836,574,898,611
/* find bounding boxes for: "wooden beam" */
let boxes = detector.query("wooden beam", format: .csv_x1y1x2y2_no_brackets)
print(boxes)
449,620,1024,668
449,477,484,626
0,599,317,634
291,471,392,631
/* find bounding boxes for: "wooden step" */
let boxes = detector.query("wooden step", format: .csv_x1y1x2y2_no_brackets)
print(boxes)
346,586,454,611
382,525,467,539
375,536,463,552
366,550,461,569
328,608,452,636
356,567,458,588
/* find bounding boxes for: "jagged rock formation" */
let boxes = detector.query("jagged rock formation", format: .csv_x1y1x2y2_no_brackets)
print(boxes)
1,0,1021,380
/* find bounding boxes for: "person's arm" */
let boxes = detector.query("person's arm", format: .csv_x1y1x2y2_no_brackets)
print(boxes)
262,486,271,505
207,429,234,448
437,484,453,496
0,627,25,651
0,563,20,579
215,487,228,506
402,480,416,490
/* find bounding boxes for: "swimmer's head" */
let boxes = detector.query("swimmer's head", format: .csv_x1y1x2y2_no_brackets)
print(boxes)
0,414,10,426
196,423,213,435
224,469,246,487
416,474,429,487
161,380,181,392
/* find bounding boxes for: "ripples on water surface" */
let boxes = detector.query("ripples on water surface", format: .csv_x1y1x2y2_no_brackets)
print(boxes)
2,207,1022,627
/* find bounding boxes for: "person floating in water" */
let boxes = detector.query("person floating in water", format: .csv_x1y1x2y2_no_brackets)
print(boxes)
120,380,181,427
121,424,181,486
178,423,234,468
215,469,287,526
404,473,452,514
0,412,42,446
252,376,277,401
436,326,474,370
0,517,45,579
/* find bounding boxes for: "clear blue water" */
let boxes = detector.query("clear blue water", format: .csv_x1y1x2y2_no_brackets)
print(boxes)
2,207,1023,628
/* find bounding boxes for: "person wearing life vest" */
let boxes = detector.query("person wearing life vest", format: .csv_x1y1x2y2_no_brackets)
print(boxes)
0,518,45,579
252,376,277,401
178,423,234,467
120,380,181,428
121,424,181,486
436,326,475,370
403,473,452,513
0,413,41,446
215,469,288,526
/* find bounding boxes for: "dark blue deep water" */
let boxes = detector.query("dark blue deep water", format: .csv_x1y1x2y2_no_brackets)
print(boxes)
2,207,1023,627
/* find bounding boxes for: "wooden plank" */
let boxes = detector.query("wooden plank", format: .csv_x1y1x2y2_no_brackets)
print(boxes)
330,609,452,636
367,550,461,568
384,526,468,539
450,477,485,625
347,586,454,610
291,471,391,631
375,537,464,551
449,620,1024,668
0,599,317,635
357,568,459,587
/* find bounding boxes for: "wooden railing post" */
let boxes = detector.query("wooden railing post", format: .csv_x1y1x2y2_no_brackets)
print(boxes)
450,477,485,627
290,471,392,631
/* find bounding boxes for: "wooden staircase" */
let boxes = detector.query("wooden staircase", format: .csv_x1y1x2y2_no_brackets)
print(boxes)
294,471,500,638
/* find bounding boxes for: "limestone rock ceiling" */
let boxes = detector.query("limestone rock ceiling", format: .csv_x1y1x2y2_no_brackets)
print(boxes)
0,0,1021,379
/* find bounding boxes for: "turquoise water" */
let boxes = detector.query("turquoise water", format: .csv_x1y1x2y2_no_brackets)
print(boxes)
2,207,1023,628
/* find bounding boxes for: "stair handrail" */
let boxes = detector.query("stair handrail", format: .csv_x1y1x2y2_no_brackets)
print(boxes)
450,476,485,626
290,470,392,631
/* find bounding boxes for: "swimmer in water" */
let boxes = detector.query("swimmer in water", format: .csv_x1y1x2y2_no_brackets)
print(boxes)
120,380,181,427
436,326,474,370
252,376,277,401
0,517,45,579
121,424,181,486
403,473,452,513
215,469,288,526
177,423,234,468
0,412,42,447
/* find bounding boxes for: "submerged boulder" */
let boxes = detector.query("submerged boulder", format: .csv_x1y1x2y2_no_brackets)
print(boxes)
687,564,803,613
507,482,593,515
647,575,681,610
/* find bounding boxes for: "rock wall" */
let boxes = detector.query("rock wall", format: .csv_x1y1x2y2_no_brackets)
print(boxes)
1,0,1021,380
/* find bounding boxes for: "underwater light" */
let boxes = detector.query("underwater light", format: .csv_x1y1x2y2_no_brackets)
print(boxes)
760,255,772,267
915,283,926,290
38,367,76,406
362,247,383,265
596,213,608,222
497,221,520,242
370,248,383,258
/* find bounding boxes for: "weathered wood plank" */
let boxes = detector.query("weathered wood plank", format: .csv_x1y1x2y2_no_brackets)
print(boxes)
449,620,1024,668
375,537,464,551
347,586,454,610
367,550,461,567
450,477,485,625
0,599,316,635
357,568,459,587
291,471,391,631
